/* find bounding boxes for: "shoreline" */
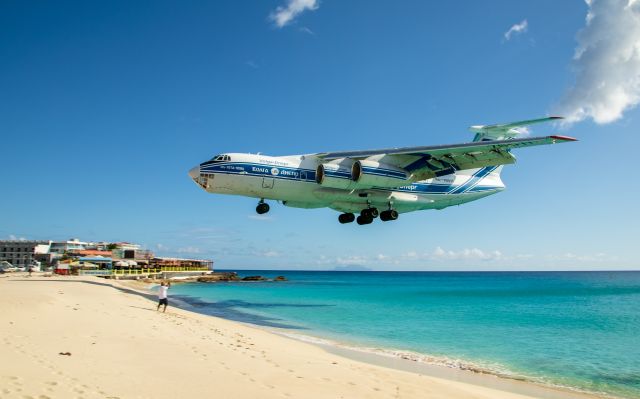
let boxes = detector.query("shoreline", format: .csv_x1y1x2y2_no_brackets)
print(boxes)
136,278,613,399
0,274,618,399
275,331,612,399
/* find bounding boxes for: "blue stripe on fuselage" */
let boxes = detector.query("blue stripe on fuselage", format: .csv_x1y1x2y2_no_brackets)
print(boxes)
448,166,497,194
200,162,499,194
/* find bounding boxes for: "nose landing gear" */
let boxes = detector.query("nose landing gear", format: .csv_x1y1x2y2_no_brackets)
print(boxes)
256,199,270,215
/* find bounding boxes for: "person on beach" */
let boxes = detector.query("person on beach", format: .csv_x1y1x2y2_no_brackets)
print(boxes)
157,281,170,312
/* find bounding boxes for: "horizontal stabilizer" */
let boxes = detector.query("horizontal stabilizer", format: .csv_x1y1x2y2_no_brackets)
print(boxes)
471,116,563,141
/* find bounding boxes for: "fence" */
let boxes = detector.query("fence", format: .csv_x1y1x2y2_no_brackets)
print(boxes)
77,266,210,277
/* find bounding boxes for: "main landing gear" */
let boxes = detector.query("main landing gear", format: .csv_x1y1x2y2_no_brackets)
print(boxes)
356,207,377,225
338,207,399,225
338,213,355,224
256,199,270,215
379,209,399,222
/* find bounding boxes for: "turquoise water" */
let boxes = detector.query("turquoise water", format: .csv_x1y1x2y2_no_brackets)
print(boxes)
170,271,640,398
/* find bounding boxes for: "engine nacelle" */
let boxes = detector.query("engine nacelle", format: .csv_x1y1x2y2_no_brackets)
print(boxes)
351,159,411,188
316,158,356,190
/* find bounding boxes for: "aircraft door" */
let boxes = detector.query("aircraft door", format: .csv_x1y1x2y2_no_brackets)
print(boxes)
262,178,274,189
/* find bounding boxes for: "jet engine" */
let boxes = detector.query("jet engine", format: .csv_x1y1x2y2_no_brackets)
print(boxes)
351,159,412,188
315,158,356,190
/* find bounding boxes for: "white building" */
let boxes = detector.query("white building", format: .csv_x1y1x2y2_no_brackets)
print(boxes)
49,238,87,254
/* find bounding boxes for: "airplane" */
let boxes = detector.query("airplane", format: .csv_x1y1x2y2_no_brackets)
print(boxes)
188,117,576,225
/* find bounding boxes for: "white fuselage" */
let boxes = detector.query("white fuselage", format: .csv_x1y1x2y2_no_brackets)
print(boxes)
189,153,505,215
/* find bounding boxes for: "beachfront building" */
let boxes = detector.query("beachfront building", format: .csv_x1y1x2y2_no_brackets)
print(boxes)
86,241,111,251
49,238,88,254
0,240,49,268
151,257,213,270
70,249,113,257
110,242,153,262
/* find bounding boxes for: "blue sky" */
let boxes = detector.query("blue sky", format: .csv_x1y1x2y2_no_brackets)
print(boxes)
1,0,639,270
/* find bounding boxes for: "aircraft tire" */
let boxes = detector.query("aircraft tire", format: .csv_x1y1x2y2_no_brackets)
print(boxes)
356,215,373,225
380,210,399,222
256,203,270,214
361,208,379,218
338,213,355,224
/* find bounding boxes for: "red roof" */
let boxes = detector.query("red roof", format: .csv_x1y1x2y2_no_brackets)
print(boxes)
74,250,112,256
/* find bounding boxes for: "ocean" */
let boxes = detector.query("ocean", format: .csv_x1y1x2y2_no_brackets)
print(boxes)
169,271,640,398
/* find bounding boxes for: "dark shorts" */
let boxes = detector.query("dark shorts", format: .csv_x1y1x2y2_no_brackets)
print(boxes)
158,298,168,305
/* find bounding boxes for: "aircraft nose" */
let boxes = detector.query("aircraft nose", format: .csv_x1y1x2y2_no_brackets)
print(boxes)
188,165,200,180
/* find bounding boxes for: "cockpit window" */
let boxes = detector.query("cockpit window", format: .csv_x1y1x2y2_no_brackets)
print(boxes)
207,154,231,163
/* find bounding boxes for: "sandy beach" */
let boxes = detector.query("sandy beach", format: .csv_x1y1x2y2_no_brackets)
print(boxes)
0,274,604,399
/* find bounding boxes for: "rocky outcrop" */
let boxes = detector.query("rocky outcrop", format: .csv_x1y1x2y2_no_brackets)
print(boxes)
241,275,267,281
186,272,287,283
197,272,239,282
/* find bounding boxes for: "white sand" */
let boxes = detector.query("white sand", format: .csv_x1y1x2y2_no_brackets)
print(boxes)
0,275,603,399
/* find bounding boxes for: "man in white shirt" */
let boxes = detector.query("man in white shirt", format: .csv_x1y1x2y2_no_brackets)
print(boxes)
156,282,170,312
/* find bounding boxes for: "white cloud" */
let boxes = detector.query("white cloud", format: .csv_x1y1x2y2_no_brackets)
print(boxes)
336,255,367,266
176,246,203,254
270,0,319,28
260,250,281,258
555,0,640,124
547,252,618,262
7,234,26,241
299,26,315,35
431,246,503,262
248,214,274,221
404,251,418,259
513,126,531,137
503,19,528,41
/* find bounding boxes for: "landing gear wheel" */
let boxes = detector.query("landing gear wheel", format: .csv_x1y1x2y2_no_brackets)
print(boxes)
380,210,399,222
256,202,270,214
361,208,379,218
356,215,374,225
338,213,355,224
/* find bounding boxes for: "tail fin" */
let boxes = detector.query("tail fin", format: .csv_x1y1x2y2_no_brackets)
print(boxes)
470,116,563,142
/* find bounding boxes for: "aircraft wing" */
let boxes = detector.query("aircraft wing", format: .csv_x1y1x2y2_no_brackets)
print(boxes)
317,134,577,179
